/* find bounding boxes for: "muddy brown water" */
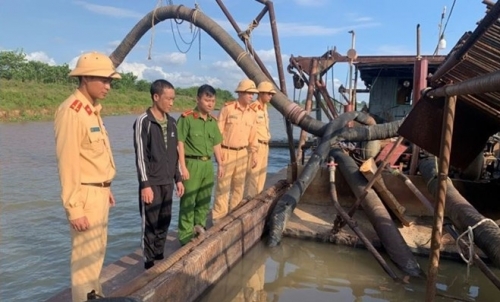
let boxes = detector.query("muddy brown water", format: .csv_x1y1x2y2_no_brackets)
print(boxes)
1,111,499,301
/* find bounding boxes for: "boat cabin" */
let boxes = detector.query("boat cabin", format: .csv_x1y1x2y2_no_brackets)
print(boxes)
355,55,445,122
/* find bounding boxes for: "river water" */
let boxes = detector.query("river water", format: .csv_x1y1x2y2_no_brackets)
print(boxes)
0,108,498,301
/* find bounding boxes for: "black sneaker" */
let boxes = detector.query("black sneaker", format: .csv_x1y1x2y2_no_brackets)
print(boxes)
144,260,155,270
154,253,164,261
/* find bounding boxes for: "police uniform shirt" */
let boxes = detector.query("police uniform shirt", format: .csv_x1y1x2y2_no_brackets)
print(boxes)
217,101,258,154
250,101,271,142
54,89,116,220
177,108,222,157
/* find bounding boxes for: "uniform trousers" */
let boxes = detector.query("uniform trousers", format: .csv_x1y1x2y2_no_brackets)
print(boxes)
212,148,248,220
178,159,214,245
70,185,110,302
245,143,269,197
139,184,173,263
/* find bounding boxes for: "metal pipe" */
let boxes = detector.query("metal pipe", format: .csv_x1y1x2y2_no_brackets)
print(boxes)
328,158,401,281
425,95,456,302
425,69,500,98
347,30,356,109
254,6,269,24
409,25,428,175
264,0,287,94
430,1,500,82
297,60,317,163
215,0,274,81
353,64,359,107
314,90,334,121
263,0,298,175
316,83,338,118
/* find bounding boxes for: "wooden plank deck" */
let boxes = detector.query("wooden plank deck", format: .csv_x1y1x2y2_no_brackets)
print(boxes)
46,165,500,301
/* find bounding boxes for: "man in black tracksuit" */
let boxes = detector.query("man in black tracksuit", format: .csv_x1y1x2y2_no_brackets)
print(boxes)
133,79,184,270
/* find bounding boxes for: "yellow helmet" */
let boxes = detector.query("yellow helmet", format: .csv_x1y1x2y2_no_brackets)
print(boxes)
257,81,276,94
69,51,121,79
234,79,259,93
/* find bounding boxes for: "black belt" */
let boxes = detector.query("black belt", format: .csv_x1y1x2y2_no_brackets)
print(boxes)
258,140,269,145
185,155,211,161
81,182,112,188
221,145,247,151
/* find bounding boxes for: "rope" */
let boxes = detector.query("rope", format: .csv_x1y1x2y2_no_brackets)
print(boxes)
238,20,258,57
169,4,201,54
149,0,202,58
148,0,165,60
236,52,248,64
456,218,499,280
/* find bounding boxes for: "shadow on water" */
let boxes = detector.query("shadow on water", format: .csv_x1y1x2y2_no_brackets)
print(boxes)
200,238,500,302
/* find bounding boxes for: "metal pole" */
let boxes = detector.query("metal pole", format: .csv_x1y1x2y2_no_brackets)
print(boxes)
215,0,274,81
425,69,500,98
347,30,355,112
263,0,298,178
433,6,446,56
425,95,456,302
409,24,428,175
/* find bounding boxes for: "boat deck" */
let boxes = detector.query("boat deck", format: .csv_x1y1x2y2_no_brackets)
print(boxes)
46,166,499,301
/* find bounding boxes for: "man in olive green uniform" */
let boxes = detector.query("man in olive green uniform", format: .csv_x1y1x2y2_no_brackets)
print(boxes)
177,84,223,245
245,81,276,197
54,52,120,301
212,79,259,222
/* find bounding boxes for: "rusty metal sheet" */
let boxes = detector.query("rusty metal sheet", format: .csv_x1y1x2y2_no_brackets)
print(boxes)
398,96,499,169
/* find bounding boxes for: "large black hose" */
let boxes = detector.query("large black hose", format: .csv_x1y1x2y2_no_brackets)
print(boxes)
267,114,402,247
331,148,424,277
267,113,358,247
328,157,401,281
419,156,500,267
109,4,325,135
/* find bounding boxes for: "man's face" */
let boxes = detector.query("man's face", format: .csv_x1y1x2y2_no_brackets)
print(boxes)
238,91,255,105
259,91,274,103
85,76,112,100
153,87,175,114
197,93,216,114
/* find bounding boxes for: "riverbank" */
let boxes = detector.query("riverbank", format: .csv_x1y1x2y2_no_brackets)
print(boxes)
0,79,226,122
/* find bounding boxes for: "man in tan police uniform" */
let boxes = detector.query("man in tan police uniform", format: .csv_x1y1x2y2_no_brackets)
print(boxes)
245,81,276,197
212,79,259,222
54,51,120,301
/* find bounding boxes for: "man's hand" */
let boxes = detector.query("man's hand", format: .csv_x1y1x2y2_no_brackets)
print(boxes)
70,216,90,232
109,190,116,207
176,182,185,197
252,157,258,169
217,165,224,179
181,165,190,180
141,187,154,204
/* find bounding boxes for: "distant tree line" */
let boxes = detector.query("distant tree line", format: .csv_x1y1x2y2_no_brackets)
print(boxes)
0,50,234,100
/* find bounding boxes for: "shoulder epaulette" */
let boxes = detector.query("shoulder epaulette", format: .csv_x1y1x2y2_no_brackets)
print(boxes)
181,109,194,117
84,105,92,115
250,102,262,111
69,100,82,112
224,101,236,107
249,103,258,112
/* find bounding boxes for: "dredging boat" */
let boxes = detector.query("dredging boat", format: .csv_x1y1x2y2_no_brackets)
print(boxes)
48,1,500,301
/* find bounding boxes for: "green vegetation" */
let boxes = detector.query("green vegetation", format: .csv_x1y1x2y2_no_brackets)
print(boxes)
0,50,234,122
